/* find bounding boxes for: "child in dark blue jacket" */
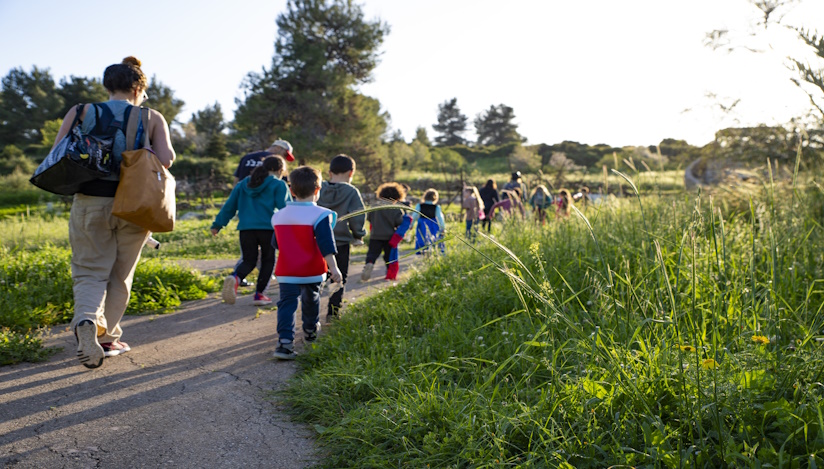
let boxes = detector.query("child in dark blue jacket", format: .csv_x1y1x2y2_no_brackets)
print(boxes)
211,156,290,306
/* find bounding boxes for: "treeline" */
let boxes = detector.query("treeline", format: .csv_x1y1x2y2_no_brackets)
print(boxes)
1,0,822,193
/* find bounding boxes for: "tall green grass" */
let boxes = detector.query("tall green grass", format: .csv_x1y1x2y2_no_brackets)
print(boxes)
282,175,824,467
0,245,220,365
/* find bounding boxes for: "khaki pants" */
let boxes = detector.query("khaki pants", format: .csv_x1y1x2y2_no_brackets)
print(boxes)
69,194,149,343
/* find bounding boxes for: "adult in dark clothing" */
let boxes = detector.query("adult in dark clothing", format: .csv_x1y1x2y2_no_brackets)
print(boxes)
234,140,295,182
478,179,499,233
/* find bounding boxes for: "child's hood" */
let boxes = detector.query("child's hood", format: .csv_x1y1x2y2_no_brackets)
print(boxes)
241,175,277,198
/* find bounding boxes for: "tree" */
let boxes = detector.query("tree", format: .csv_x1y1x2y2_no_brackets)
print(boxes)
474,104,524,146
57,76,107,116
0,144,35,176
145,76,185,125
389,129,404,143
233,0,390,162
706,1,824,119
190,102,226,156
792,29,824,117
41,119,62,146
204,132,230,160
410,139,432,169
508,145,539,173
172,120,199,156
413,126,431,147
0,67,63,147
386,140,412,174
192,102,225,137
431,147,465,169
432,98,468,146
274,0,389,88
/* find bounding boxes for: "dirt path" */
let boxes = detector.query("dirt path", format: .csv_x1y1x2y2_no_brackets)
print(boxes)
0,255,418,468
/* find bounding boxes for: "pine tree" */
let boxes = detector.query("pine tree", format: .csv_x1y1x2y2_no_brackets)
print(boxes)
432,98,468,146
474,104,524,146
233,0,390,159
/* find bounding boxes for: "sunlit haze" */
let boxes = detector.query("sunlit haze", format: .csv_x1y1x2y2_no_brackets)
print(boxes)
1,0,822,148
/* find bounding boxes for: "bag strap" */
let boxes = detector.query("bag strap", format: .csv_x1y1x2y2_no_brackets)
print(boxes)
69,103,86,129
124,105,139,150
141,107,151,149
124,106,151,150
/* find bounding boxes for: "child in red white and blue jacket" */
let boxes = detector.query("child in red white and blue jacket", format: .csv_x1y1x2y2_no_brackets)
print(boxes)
270,166,342,360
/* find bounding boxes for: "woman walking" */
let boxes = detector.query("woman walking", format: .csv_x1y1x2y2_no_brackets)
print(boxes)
50,57,176,369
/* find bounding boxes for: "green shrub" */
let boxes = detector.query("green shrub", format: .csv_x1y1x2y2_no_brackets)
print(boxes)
0,145,37,176
0,328,59,366
0,168,61,207
171,156,235,185
0,245,220,366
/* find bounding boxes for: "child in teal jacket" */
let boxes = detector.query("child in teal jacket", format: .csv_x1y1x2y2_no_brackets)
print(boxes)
211,156,290,305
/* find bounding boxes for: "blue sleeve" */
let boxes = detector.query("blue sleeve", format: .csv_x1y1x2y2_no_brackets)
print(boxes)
436,206,446,229
211,183,241,229
412,203,421,222
313,215,338,257
395,213,413,237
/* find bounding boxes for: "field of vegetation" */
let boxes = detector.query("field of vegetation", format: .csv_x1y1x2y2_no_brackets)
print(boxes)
4,154,824,466
280,170,824,467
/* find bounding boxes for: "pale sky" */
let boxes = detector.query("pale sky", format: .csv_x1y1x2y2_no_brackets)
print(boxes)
1,0,822,148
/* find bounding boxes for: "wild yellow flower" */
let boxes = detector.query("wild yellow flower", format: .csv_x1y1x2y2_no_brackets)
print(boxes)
702,359,718,370
678,345,697,353
752,335,770,345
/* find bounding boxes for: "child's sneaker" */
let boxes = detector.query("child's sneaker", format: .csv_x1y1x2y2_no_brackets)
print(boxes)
75,320,104,369
361,263,374,282
222,275,238,304
304,322,321,342
253,292,272,306
101,340,131,357
273,339,296,360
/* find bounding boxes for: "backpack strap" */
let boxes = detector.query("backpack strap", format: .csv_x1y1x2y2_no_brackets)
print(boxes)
93,103,115,135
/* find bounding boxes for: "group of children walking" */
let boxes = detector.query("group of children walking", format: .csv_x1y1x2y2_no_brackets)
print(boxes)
460,174,588,239
210,151,445,360
210,148,581,360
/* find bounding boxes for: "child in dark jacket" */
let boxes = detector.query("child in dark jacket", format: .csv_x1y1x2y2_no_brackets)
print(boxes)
271,166,342,360
211,156,289,306
317,154,366,320
362,182,406,282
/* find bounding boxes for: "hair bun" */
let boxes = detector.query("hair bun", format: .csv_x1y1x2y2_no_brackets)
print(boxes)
122,56,142,68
